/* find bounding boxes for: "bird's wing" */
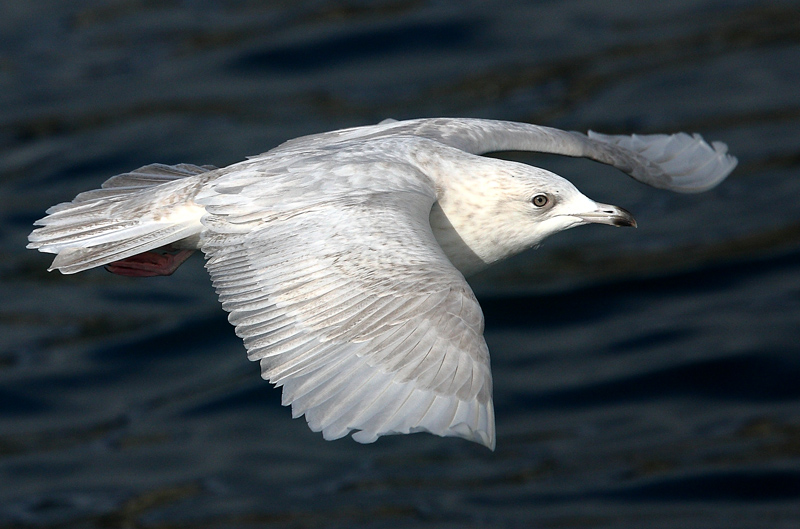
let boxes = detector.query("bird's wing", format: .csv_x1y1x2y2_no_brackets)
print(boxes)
195,167,495,449
581,130,736,193
368,118,737,193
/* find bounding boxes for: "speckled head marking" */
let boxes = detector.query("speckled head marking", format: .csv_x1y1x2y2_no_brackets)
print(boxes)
416,147,636,275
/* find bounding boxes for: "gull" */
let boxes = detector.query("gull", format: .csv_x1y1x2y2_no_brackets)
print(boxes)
27,118,736,450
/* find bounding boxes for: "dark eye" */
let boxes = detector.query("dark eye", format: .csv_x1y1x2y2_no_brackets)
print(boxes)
532,194,549,207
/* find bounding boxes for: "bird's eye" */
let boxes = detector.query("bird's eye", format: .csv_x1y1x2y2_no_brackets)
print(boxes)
532,194,549,207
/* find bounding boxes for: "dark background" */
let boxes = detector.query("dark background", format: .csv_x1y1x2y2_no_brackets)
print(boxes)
2,1,800,527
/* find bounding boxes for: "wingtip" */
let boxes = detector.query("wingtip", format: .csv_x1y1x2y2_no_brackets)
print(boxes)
587,129,737,193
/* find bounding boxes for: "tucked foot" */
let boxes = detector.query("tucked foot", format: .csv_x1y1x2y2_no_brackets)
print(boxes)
105,247,196,277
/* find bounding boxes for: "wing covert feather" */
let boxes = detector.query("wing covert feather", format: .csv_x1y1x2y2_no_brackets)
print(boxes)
198,184,496,449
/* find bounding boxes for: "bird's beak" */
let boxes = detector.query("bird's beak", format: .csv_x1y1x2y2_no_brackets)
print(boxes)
576,202,637,228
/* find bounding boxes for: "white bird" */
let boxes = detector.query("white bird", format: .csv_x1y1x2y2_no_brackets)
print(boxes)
27,118,736,449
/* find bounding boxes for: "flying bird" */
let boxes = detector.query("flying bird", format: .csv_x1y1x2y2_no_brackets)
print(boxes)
28,118,736,450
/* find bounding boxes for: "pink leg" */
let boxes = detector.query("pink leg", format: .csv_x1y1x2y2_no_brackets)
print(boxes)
105,247,196,277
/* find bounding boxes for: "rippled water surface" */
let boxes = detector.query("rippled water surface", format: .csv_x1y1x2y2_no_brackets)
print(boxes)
2,1,800,527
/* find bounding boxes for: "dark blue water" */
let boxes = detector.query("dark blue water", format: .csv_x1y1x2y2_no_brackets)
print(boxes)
2,1,800,527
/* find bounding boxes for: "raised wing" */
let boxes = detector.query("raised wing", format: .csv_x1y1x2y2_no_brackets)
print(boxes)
276,118,736,194
408,118,737,193
197,173,496,448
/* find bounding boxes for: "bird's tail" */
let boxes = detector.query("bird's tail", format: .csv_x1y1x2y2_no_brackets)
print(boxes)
27,163,216,274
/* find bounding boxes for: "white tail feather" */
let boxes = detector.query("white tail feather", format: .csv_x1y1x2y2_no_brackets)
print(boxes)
28,163,213,274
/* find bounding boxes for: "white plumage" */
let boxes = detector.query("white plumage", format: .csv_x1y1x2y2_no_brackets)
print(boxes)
27,118,736,449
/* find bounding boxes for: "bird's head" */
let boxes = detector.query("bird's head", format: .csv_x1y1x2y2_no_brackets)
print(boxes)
511,164,637,236
431,158,636,275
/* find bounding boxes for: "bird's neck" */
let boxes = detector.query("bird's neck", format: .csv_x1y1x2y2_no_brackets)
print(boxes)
429,202,492,276
408,139,545,276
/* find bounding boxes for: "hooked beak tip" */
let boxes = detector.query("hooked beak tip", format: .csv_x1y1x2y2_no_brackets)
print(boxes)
578,204,637,228
613,209,637,228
